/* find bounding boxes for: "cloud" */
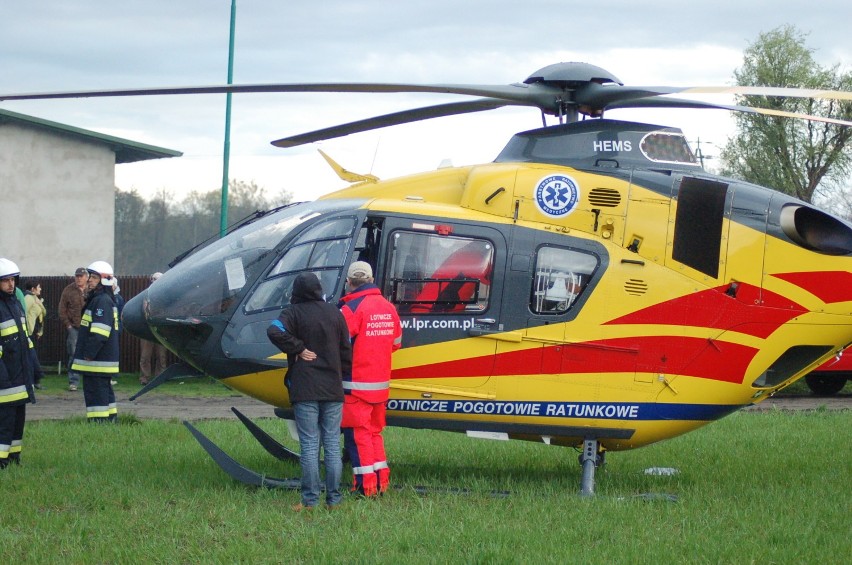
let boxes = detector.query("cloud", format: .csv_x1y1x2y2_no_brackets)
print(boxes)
1,1,849,202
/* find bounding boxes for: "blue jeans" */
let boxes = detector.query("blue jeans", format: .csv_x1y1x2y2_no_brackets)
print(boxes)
66,327,80,386
293,400,343,507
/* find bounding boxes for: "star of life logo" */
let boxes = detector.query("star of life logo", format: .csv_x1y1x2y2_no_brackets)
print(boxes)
534,175,580,218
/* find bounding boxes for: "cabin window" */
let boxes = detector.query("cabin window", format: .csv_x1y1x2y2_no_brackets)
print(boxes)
385,231,494,314
639,131,699,165
672,177,728,279
530,246,597,314
243,217,356,313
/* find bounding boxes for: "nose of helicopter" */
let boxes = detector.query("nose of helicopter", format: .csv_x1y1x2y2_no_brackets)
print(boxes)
122,291,158,343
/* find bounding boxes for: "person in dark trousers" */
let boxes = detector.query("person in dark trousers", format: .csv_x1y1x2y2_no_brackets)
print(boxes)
72,261,120,423
267,272,352,511
338,261,402,497
0,258,35,469
58,267,88,391
138,272,168,385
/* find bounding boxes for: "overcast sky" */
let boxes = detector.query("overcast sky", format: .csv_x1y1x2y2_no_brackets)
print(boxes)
1,1,850,204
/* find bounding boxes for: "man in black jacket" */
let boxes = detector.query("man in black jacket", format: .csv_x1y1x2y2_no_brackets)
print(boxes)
72,261,120,423
267,272,352,511
0,258,34,468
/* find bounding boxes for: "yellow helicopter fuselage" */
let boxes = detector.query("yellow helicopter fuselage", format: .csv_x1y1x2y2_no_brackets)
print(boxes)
214,128,851,452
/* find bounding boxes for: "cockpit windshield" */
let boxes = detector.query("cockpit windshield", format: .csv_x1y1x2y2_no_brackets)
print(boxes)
146,200,363,320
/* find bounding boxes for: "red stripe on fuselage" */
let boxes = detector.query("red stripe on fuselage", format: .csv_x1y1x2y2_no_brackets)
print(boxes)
603,283,804,338
771,271,852,304
392,336,758,384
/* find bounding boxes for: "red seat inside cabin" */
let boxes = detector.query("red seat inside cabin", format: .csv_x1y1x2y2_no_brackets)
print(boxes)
409,242,492,313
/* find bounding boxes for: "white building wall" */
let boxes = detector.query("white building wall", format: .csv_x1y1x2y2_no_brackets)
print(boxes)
0,123,115,276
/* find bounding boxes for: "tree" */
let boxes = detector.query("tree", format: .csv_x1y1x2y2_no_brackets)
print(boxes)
114,188,147,273
720,25,852,205
115,180,292,274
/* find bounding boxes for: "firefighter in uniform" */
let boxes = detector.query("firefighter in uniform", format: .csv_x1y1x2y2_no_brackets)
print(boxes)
0,258,34,468
338,261,402,496
72,261,120,422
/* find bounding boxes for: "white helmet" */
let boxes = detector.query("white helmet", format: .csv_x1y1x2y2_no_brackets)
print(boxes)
0,258,21,279
87,260,115,286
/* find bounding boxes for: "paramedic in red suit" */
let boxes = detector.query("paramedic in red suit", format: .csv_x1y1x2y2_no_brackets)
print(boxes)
338,261,402,496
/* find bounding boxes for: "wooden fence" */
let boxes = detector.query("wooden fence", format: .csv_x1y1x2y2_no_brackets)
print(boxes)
27,275,175,375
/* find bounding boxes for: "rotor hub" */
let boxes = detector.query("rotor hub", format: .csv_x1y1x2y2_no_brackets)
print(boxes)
524,62,623,87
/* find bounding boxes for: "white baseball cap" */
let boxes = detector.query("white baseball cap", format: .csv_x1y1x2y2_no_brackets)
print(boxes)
347,261,373,279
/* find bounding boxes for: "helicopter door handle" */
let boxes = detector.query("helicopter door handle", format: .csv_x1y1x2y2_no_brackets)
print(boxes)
475,318,496,324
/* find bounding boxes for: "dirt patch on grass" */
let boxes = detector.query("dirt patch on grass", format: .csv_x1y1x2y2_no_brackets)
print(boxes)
28,390,274,421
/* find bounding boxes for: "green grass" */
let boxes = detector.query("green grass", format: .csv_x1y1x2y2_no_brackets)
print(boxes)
2,409,850,564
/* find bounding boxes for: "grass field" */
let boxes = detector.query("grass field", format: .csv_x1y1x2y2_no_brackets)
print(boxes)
1,406,850,564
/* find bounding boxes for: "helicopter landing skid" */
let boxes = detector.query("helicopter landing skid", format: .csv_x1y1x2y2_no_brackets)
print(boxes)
183,420,301,489
230,407,302,463
230,407,329,465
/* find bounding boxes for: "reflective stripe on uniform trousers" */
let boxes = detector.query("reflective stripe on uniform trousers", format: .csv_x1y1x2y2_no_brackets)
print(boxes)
71,359,119,373
86,403,118,419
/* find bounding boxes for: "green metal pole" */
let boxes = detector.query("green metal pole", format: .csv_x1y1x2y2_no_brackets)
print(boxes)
220,0,236,237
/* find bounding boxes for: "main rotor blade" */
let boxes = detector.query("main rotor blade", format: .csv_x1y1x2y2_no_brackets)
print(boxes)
575,82,852,109
271,98,518,148
664,85,852,101
0,81,540,103
608,97,852,127
6,80,845,120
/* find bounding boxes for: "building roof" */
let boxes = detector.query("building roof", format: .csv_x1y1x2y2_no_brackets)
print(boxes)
0,108,182,163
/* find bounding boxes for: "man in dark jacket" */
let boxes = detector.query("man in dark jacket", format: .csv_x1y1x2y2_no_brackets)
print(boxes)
58,266,88,391
0,258,34,468
267,272,352,511
72,261,120,423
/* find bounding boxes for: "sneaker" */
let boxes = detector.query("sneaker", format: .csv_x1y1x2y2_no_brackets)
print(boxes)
291,503,316,513
110,380,118,385
34,383,44,390
68,385,77,391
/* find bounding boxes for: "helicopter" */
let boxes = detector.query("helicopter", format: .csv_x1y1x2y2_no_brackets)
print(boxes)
4,62,851,495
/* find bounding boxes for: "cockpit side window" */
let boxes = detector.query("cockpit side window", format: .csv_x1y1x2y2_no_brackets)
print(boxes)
385,231,494,314
531,246,598,314
243,217,357,313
